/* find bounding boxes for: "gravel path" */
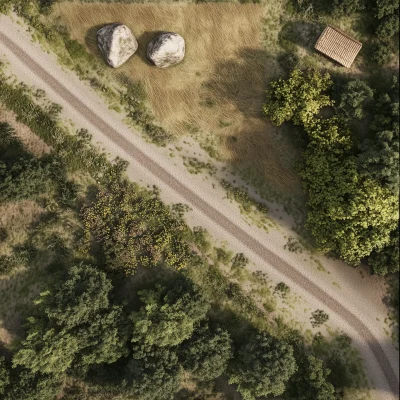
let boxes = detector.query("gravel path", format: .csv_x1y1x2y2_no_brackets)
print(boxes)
0,14,398,398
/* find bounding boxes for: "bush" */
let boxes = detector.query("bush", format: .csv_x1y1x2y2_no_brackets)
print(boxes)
311,310,329,327
0,158,55,203
338,79,374,120
229,331,297,399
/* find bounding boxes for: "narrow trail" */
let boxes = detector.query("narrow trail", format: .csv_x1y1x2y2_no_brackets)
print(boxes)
0,26,398,397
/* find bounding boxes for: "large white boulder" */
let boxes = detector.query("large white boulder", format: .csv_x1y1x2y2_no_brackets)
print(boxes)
147,32,185,68
97,23,138,68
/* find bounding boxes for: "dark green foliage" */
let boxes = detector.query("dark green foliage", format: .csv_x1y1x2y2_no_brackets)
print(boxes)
310,309,329,328
375,0,399,19
326,351,353,390
274,282,290,297
0,122,25,161
263,69,333,127
4,368,63,400
13,264,129,375
231,252,249,268
132,278,210,348
368,229,399,275
359,77,399,194
372,39,394,65
286,354,336,400
0,356,10,396
180,324,232,381
333,0,366,16
338,79,374,120
264,70,399,266
81,178,193,274
359,129,399,193
0,158,54,203
376,14,399,38
228,332,297,399
127,346,181,400
0,121,55,203
373,0,399,64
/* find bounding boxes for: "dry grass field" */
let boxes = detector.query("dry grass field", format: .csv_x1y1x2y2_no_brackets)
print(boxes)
52,2,302,195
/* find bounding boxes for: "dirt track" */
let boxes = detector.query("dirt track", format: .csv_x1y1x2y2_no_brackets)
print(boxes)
0,20,398,398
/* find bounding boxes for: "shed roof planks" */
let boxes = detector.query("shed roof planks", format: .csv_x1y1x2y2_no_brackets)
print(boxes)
315,26,362,68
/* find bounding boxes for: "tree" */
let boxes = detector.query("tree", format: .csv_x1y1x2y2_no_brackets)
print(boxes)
127,345,181,400
4,368,63,400
359,77,399,194
376,15,399,39
286,355,336,400
375,0,399,19
44,263,113,328
338,79,374,119
372,39,393,65
263,69,333,127
180,324,232,381
12,323,80,374
13,264,129,375
228,332,297,399
132,278,210,348
0,157,54,203
368,229,399,275
0,356,10,396
264,71,399,266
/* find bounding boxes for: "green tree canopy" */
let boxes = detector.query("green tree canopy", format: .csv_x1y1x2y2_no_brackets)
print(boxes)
0,356,10,396
263,69,333,127
179,323,232,381
127,345,181,400
228,332,297,400
132,278,210,348
286,354,336,400
338,79,374,119
13,264,129,375
4,368,63,400
359,77,399,194
368,228,399,275
264,71,399,267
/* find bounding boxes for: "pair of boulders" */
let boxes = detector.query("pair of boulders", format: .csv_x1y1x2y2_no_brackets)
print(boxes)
97,23,185,69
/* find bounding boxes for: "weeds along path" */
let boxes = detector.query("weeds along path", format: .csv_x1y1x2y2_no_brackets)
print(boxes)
0,20,398,399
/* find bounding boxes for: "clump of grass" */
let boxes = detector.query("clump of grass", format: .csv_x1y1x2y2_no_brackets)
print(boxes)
284,236,304,253
221,179,268,214
183,156,217,175
310,309,329,328
231,252,249,268
274,281,290,298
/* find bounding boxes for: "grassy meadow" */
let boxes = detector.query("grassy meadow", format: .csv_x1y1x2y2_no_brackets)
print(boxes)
51,1,304,196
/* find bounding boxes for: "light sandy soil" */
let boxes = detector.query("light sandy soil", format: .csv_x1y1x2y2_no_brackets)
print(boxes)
0,13,398,399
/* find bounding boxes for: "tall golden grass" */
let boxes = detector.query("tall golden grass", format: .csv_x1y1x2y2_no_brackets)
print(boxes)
52,2,301,195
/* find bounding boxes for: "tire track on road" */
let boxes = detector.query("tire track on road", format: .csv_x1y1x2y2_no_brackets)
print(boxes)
0,29,398,396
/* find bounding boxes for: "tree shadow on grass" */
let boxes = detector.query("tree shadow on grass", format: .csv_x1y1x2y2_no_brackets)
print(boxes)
202,47,305,205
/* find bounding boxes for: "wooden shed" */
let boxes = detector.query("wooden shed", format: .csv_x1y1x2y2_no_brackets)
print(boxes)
315,26,362,68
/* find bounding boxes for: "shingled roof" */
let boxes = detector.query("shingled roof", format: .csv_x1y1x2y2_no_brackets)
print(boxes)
315,26,362,68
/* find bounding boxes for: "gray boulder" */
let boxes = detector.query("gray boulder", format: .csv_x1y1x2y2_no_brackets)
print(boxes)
147,32,185,68
97,23,138,68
